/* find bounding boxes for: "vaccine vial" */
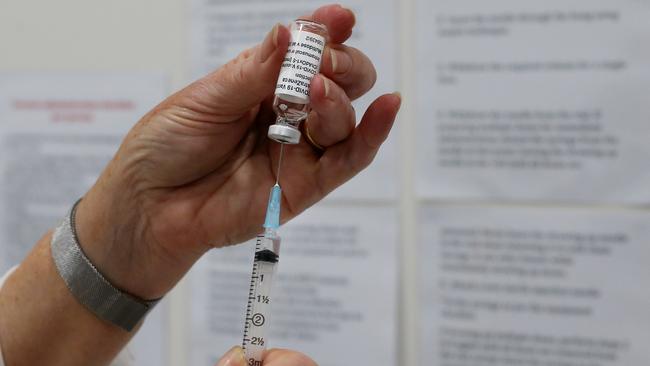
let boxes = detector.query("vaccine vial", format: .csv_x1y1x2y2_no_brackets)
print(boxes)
268,19,329,144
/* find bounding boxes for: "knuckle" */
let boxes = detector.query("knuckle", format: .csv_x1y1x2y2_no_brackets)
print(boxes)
357,53,377,91
350,46,375,72
222,45,258,79
368,62,378,89
238,45,256,62
344,46,377,98
339,104,356,134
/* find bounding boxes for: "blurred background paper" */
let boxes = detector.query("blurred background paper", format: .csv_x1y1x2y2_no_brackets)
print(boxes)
416,0,650,204
0,73,166,273
0,72,168,365
419,204,650,366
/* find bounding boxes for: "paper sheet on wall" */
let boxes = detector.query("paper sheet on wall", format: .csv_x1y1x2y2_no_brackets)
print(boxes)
189,0,399,201
419,204,650,366
0,72,168,366
188,204,398,366
416,0,650,204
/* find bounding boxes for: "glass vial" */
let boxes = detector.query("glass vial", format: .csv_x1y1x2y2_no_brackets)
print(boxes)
268,19,329,144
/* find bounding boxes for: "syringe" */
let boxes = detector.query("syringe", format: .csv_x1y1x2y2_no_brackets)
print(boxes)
241,170,283,365
241,18,328,365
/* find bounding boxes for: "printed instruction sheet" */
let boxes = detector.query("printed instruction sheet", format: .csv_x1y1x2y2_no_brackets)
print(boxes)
416,0,650,204
419,204,650,366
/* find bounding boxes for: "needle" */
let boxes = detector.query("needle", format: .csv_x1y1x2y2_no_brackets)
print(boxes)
275,144,284,185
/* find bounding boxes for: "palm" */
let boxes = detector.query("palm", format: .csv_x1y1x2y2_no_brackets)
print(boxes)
131,97,322,251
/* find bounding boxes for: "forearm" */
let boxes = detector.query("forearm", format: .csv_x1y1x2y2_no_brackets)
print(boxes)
0,232,135,366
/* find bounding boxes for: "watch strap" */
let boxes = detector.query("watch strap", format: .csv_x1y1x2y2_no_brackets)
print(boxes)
51,200,160,331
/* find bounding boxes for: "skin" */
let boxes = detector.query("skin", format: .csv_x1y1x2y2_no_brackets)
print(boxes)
0,4,400,366
215,347,319,366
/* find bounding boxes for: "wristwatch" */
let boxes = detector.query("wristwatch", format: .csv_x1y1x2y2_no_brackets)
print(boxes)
50,199,160,331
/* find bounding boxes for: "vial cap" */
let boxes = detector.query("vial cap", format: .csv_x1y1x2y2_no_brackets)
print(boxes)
268,124,301,144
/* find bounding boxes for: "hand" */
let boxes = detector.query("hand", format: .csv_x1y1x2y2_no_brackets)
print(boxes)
216,347,317,366
75,4,401,299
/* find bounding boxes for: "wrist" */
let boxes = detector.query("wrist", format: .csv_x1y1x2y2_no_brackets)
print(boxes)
74,175,200,299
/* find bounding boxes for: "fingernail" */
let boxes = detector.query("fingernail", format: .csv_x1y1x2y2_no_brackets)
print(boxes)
392,92,403,108
260,23,281,63
217,346,246,366
330,48,352,74
322,76,332,99
273,23,280,47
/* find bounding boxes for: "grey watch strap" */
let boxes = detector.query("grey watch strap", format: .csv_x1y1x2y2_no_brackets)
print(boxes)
51,200,160,331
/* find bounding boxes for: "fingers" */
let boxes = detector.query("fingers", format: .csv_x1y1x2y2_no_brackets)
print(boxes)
303,5,376,101
215,346,246,366
169,23,290,118
209,23,290,114
317,93,401,194
303,4,356,44
320,45,377,101
263,349,319,366
306,74,356,148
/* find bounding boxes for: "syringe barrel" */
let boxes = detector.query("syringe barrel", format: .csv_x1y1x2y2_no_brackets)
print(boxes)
242,233,281,365
259,228,280,255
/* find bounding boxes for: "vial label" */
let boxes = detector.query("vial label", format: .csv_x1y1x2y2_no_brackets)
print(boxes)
275,29,326,103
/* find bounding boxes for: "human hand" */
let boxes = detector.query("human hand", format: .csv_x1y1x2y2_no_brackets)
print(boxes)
216,347,318,366
75,4,401,299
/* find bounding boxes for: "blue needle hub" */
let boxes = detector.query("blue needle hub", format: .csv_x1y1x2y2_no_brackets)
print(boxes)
263,184,282,230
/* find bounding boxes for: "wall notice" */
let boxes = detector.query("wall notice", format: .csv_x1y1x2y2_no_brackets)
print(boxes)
416,0,650,204
419,204,650,366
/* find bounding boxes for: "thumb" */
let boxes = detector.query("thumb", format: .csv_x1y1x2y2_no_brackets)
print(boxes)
215,346,247,366
197,23,290,116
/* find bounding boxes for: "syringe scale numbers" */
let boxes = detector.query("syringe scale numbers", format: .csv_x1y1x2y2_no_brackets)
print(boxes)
242,234,280,365
242,184,282,366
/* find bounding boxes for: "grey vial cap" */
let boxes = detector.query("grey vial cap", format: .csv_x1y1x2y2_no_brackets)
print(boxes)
268,124,301,144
